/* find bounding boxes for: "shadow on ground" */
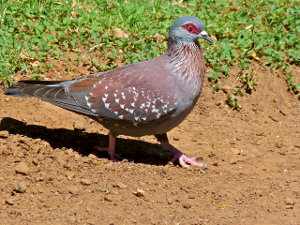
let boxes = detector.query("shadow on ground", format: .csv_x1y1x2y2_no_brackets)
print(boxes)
0,117,172,166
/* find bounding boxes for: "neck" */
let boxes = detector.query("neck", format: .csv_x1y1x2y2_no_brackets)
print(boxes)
167,39,205,99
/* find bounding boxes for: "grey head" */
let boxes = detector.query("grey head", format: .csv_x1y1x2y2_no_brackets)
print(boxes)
169,16,213,44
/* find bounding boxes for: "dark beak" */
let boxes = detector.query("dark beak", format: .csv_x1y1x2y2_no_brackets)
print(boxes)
199,30,214,44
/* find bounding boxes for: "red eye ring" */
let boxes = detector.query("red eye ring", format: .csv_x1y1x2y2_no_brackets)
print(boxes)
182,23,200,34
187,25,194,32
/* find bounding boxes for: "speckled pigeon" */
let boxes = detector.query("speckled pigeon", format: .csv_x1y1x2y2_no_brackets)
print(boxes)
5,16,213,168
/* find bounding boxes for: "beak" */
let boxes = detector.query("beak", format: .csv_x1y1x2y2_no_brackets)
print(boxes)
198,30,214,44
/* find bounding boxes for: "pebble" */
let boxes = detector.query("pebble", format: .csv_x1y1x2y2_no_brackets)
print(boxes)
67,185,80,195
285,197,295,209
182,202,192,209
5,198,14,205
112,28,129,38
15,162,30,175
113,182,127,189
0,130,9,138
104,195,113,202
133,188,145,198
14,182,27,193
80,178,92,185
222,85,231,94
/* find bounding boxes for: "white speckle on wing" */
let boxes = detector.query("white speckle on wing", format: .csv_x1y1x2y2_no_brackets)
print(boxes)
156,113,161,119
91,109,97,113
151,108,159,113
134,116,139,121
118,115,124,119
104,93,108,98
115,98,120,104
114,111,119,115
105,103,110,109
140,103,145,109
120,104,125,109
142,117,147,121
102,97,107,103
130,102,135,107
85,96,92,108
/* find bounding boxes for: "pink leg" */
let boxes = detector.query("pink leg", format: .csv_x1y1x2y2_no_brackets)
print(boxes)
155,133,207,168
94,134,117,161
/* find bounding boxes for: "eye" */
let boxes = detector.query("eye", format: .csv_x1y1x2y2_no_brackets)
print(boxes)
183,23,200,34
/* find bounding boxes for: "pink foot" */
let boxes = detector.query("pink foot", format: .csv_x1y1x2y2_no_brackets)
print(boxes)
93,146,119,161
177,154,207,168
93,134,118,161
155,133,207,168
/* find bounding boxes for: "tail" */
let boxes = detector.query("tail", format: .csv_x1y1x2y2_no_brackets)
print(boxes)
5,80,96,116
5,80,66,97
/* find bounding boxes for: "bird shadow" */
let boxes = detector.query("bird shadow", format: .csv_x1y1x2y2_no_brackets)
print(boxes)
0,117,172,166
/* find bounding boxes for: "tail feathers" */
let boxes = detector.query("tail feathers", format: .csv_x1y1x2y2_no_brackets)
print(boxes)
5,80,65,97
5,80,97,117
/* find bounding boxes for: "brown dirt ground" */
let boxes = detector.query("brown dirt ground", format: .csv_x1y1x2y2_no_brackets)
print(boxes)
0,63,299,225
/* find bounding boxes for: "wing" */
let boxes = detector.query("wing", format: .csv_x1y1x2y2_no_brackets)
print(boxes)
75,56,179,124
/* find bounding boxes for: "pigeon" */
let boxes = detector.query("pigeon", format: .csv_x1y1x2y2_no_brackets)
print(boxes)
5,16,213,168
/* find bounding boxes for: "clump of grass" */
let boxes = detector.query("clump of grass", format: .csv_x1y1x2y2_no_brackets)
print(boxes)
286,73,300,98
0,0,299,104
226,94,241,111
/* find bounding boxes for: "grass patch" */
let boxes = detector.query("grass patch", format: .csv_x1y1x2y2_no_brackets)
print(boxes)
0,0,299,104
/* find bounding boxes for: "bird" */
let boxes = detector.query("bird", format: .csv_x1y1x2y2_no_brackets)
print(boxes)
5,16,213,168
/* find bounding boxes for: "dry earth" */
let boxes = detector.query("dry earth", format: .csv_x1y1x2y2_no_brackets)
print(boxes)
0,64,299,225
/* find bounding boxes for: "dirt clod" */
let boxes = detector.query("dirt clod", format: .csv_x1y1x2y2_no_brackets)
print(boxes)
0,130,9,138
14,182,27,193
133,188,145,198
15,162,30,175
5,198,14,205
80,178,92,185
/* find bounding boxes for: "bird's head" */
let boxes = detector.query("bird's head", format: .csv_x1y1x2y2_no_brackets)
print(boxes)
169,16,213,45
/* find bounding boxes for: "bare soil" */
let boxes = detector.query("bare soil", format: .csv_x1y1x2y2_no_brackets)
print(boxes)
0,64,299,225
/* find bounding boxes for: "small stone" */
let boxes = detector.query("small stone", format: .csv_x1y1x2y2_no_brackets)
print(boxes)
15,162,30,175
133,188,145,197
212,162,218,166
80,178,92,185
153,33,165,42
32,158,39,166
182,202,192,209
104,195,113,202
0,130,9,138
222,85,231,94
67,185,80,195
112,28,129,38
5,198,14,205
88,153,97,159
113,182,127,189
14,182,27,193
285,197,295,209
231,148,241,155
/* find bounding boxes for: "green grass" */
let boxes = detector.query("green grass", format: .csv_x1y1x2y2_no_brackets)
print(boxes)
0,0,299,102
